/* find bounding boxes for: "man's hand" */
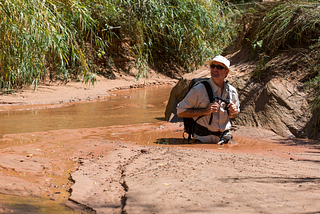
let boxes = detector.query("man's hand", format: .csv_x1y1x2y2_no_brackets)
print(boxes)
207,102,220,113
178,102,238,118
227,103,239,118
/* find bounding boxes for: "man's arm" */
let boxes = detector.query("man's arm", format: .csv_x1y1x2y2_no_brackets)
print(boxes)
177,102,220,118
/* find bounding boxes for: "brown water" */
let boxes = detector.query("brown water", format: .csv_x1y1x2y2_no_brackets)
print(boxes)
0,86,172,136
0,194,77,213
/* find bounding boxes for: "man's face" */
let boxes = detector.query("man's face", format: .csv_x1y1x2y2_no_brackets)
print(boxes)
210,61,229,82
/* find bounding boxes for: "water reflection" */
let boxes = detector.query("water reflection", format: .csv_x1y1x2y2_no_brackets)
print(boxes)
0,86,173,136
0,194,77,214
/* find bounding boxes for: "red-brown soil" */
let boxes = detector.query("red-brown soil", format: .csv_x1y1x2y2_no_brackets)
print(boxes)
0,66,320,214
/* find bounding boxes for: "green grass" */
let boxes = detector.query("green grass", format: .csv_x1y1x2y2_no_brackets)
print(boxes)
0,0,101,90
0,0,239,91
253,1,320,54
235,1,320,55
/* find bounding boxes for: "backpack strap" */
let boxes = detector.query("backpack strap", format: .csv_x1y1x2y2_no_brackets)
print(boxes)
225,82,231,114
226,82,230,105
201,81,215,103
201,81,215,125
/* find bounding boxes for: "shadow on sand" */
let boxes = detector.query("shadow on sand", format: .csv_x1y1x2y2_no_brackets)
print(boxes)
154,137,230,145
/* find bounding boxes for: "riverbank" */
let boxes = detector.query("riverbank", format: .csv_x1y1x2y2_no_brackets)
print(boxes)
1,66,320,213
0,68,178,110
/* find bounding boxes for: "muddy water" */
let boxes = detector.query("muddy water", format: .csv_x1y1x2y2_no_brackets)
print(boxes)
0,86,172,136
0,194,77,213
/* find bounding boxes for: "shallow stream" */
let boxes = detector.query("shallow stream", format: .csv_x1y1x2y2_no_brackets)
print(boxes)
0,86,172,136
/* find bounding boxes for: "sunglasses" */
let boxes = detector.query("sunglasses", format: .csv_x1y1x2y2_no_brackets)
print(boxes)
210,64,227,70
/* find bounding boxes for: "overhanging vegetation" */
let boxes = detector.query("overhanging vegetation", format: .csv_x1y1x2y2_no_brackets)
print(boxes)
0,0,239,91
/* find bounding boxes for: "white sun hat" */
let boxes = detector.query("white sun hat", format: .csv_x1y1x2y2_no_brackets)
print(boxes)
204,55,235,74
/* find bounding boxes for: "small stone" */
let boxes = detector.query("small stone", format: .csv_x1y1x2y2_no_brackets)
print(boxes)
140,149,148,154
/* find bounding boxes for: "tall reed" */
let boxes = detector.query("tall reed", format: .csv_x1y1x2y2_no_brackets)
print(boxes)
253,1,320,54
115,0,239,72
0,0,238,91
0,0,105,90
